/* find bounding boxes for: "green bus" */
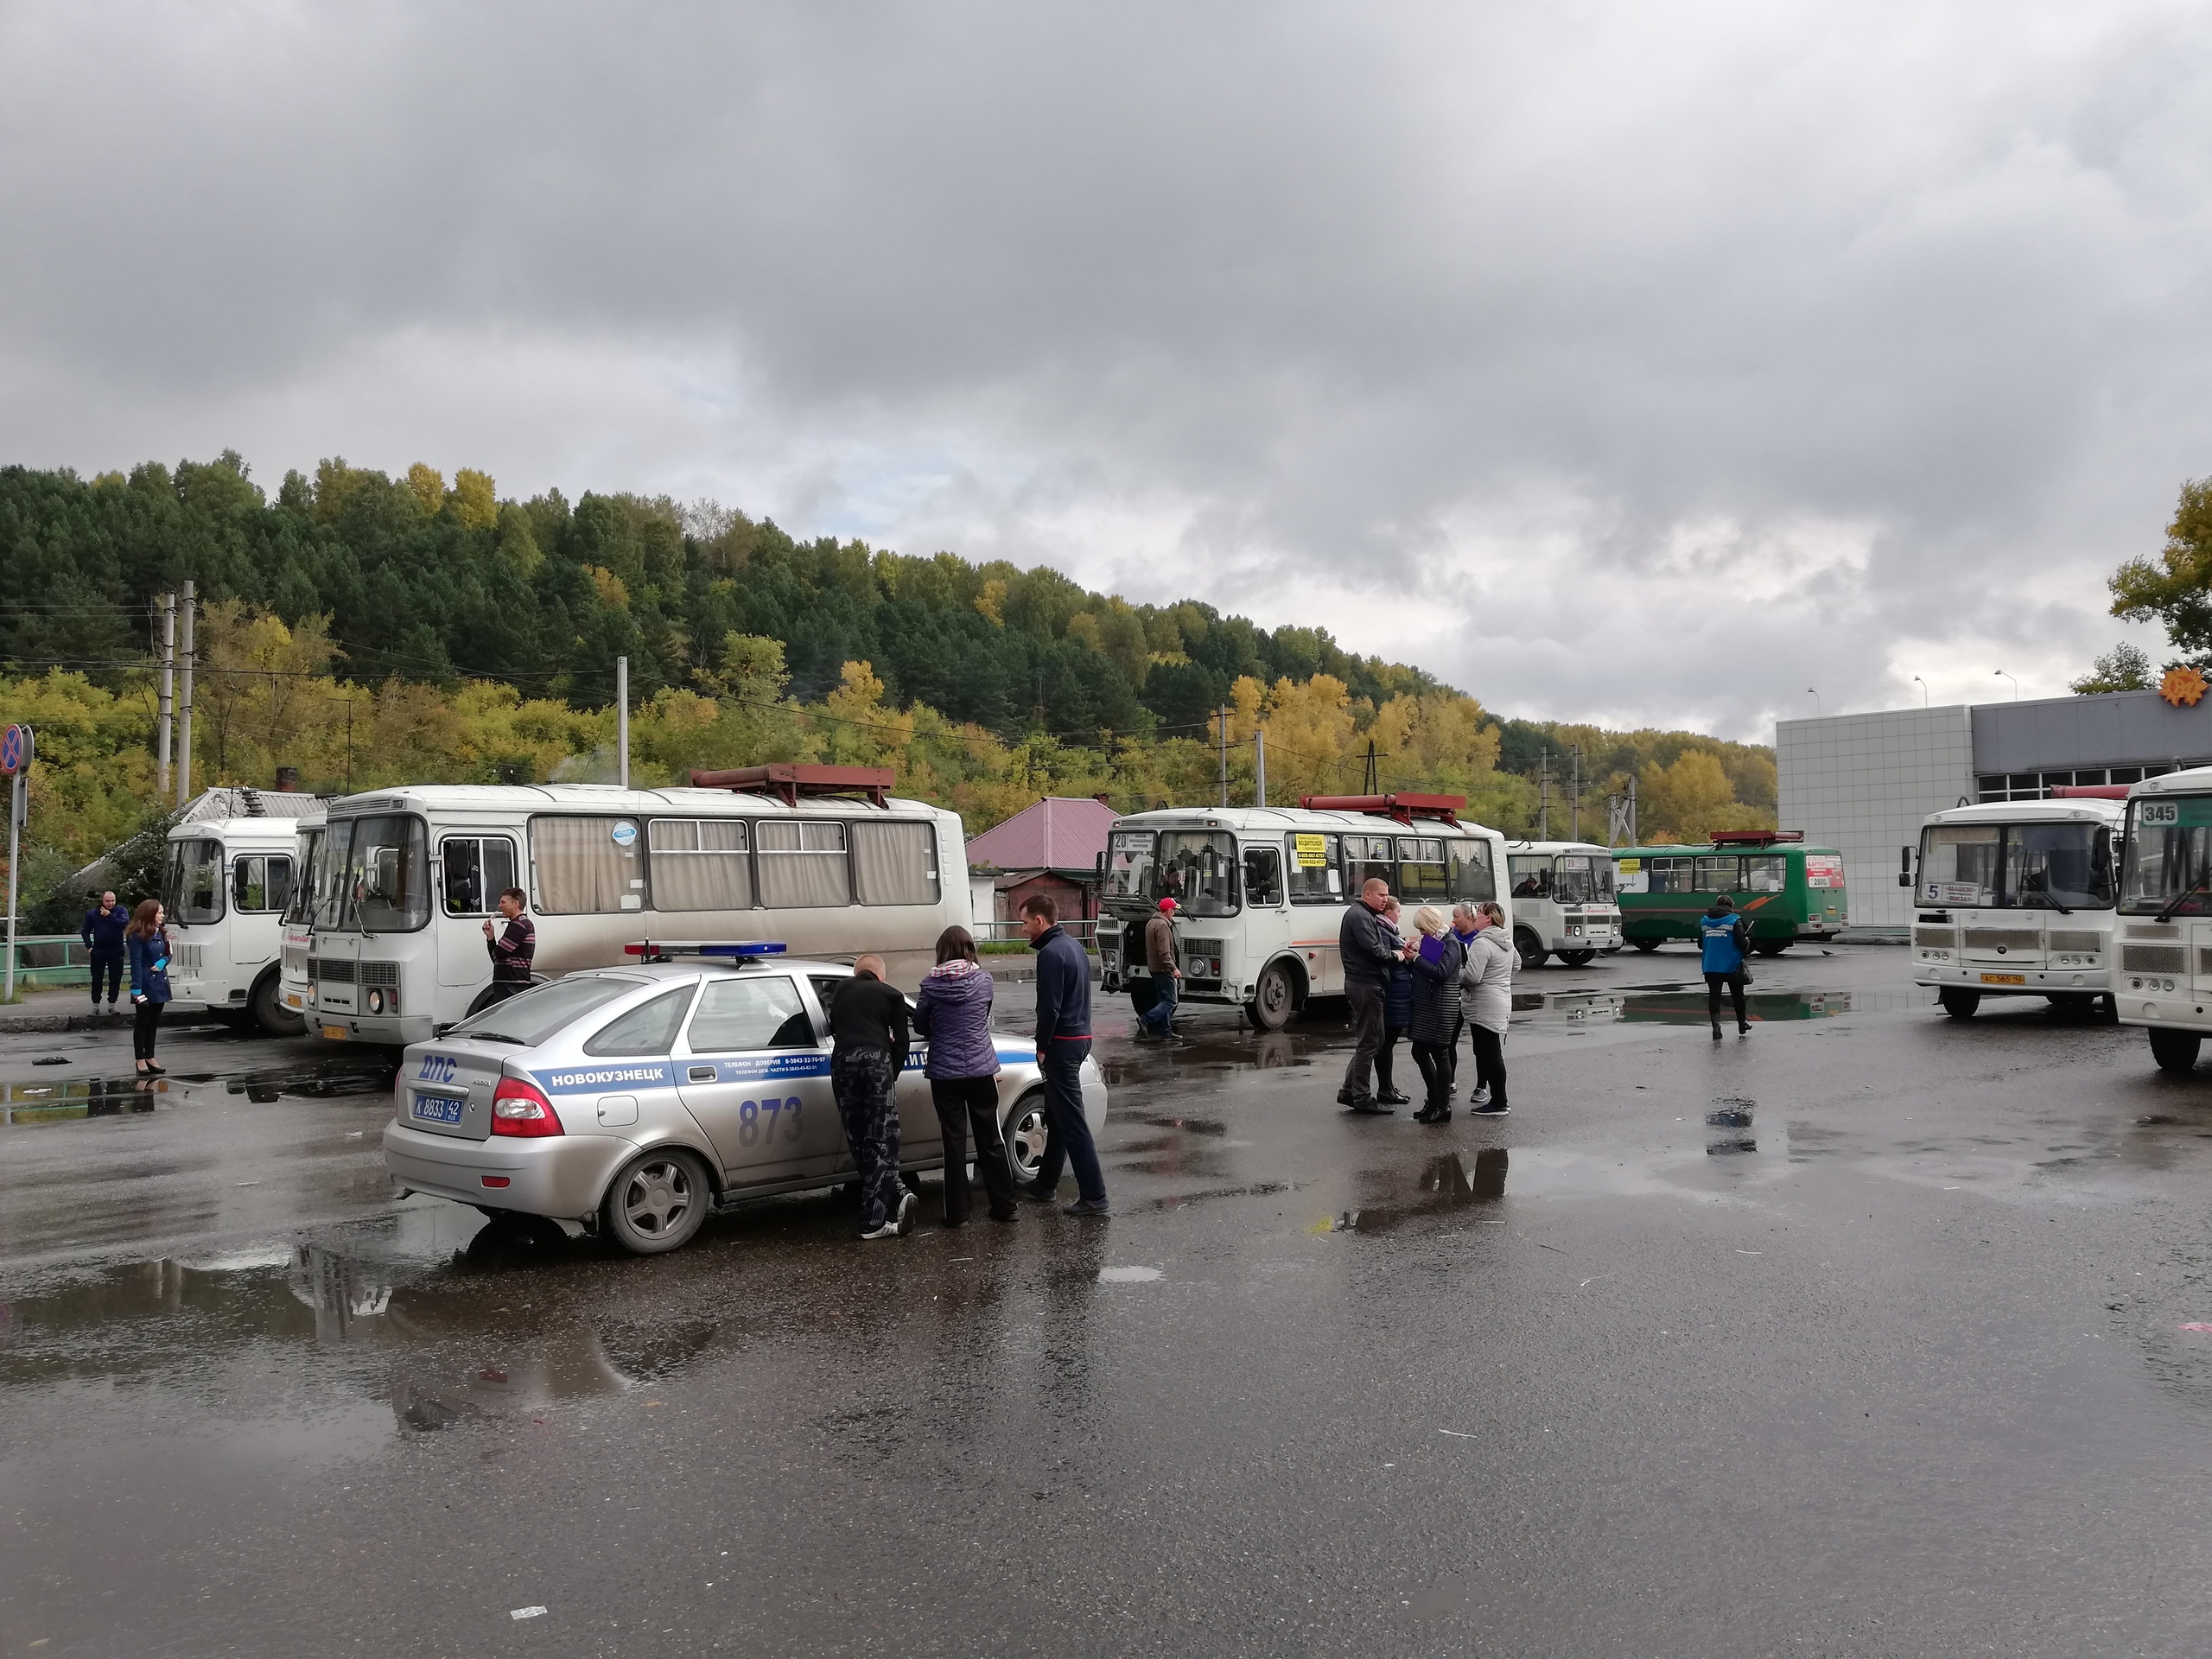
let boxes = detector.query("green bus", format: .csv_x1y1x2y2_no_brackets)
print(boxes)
1611,831,1847,955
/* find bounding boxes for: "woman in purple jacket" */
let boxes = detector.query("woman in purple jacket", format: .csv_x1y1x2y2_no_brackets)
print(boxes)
912,925,1017,1224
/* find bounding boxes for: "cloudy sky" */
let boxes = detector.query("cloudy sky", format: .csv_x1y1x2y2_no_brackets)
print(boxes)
6,3,2210,739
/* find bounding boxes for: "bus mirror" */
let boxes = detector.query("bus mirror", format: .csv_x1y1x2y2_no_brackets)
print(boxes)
1897,872,1910,887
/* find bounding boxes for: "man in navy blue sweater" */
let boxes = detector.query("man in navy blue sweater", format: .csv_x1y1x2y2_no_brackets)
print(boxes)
1016,892,1109,1216
81,890,129,1014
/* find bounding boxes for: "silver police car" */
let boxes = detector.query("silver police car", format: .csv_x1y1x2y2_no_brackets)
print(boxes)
382,946,1109,1255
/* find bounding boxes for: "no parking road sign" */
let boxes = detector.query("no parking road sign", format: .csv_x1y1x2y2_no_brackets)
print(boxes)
0,723,29,776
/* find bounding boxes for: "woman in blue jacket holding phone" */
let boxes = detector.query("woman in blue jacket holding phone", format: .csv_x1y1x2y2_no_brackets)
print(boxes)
125,899,173,1075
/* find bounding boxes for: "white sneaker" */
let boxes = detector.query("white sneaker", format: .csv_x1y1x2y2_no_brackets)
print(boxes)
1467,1087,1491,1107
860,1220,900,1240
895,1190,919,1236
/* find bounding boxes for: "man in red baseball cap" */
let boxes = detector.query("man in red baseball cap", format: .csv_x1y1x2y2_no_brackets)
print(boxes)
1137,895,1182,1042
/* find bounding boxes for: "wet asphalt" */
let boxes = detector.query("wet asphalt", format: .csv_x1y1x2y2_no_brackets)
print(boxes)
8,948,2212,1656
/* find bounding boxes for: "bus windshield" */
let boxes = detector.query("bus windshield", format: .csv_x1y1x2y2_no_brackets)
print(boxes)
164,838,224,925
1156,830,1238,917
2121,798,2212,916
1106,832,1156,903
1553,855,1611,904
334,815,430,932
284,830,323,925
1927,822,2113,910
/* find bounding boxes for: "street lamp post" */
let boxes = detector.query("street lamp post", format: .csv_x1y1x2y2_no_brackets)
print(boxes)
1807,688,1821,716
1995,670,2018,702
1913,676,1928,707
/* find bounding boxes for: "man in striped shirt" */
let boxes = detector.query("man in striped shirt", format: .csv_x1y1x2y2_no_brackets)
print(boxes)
477,887,536,1010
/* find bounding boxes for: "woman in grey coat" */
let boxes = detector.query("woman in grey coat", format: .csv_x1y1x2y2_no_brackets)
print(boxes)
1405,906,1467,1122
1458,901,1513,1116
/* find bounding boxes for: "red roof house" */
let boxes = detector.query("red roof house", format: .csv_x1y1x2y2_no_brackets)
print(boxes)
965,796,1120,927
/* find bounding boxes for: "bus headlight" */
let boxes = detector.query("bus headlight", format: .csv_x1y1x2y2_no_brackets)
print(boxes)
367,988,385,1014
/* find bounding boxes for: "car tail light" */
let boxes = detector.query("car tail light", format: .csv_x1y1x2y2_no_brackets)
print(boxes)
491,1076,564,1137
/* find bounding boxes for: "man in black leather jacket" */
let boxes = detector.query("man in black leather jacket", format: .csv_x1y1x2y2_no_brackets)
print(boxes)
1338,877,1407,1114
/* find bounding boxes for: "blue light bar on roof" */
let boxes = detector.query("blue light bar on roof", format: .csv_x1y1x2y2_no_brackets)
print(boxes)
622,941,789,959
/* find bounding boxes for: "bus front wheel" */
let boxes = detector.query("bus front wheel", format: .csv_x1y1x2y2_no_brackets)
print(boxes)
249,967,305,1037
1937,988,1980,1020
1247,963,1299,1032
1556,950,1597,968
1751,941,1789,957
2150,1028,2202,1076
1630,939,1659,952
1515,930,1548,971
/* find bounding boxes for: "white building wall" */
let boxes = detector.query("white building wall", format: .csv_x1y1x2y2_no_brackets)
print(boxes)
1776,706,1975,932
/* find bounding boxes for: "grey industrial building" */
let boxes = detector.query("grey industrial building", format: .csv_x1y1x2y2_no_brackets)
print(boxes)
1776,689,2212,932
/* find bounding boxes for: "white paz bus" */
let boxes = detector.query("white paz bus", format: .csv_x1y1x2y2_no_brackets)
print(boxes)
2111,766,2212,1072
1503,840,1623,969
301,766,969,1046
1096,794,1510,1030
1911,792,2126,1020
163,796,324,1033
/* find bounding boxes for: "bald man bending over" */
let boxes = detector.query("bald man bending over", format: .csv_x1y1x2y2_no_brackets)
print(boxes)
830,954,916,1239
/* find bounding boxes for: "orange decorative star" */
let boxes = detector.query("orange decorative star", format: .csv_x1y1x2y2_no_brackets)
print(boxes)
2160,665,2208,708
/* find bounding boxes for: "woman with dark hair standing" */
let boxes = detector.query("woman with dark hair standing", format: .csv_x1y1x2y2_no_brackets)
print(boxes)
912,924,1017,1224
124,899,173,1076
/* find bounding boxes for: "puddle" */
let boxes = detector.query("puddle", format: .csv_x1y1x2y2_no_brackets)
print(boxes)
225,1058,397,1102
1097,1265,1163,1283
1336,1149,1510,1232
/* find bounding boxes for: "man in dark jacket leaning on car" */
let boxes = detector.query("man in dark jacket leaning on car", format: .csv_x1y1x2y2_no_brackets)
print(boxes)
830,955,917,1241
1017,893,1109,1216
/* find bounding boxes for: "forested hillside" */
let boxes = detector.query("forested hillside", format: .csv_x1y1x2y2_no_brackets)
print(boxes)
0,453,1777,905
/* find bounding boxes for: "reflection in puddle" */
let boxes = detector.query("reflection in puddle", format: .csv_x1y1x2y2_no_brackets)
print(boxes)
1339,1149,1509,1232
1707,1098,1757,1156
2,1075,166,1124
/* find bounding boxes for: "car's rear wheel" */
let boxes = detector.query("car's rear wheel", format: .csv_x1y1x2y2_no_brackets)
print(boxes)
602,1148,710,1255
2151,1028,2202,1076
1937,988,1980,1020
1248,961,1298,1031
1003,1090,1050,1185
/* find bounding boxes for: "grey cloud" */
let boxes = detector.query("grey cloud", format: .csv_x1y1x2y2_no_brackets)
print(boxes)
3,3,2209,737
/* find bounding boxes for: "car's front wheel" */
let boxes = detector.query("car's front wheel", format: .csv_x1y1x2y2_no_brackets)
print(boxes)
602,1148,711,1255
1003,1090,1050,1185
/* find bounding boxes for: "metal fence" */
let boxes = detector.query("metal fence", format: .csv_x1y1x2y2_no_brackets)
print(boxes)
3,935,94,988
970,918,1100,944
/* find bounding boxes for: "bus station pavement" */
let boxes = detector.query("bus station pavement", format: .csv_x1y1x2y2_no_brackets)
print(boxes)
10,943,2212,1656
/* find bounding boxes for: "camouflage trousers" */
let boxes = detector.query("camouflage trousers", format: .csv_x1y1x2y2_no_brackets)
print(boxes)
830,1047,904,1233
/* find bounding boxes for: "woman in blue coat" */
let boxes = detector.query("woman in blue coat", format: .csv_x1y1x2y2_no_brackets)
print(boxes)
912,925,1016,1224
124,899,174,1075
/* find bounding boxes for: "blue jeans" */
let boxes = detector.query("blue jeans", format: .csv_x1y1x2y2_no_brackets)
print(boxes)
1139,973,1178,1035
1033,1039,1106,1203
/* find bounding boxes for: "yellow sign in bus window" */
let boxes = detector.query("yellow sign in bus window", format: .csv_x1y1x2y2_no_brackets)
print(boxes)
1294,833,1327,868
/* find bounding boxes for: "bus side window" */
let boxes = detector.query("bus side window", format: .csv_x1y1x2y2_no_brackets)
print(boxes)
1396,837,1449,899
1244,846,1284,907
1646,856,1695,894
1743,855,1788,893
1449,841,1496,902
1694,855,1742,893
266,855,293,915
1344,835,1395,896
232,856,268,912
1286,833,1340,904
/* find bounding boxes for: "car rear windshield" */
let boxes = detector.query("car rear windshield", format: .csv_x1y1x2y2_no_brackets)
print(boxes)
448,976,642,1046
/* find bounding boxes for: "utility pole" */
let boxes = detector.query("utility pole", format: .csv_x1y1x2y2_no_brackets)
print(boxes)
1571,745,1582,842
617,656,631,789
3,724,29,1004
1363,741,1377,795
156,594,175,795
1537,749,1550,840
1217,704,1230,808
1254,726,1267,808
175,580,195,807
